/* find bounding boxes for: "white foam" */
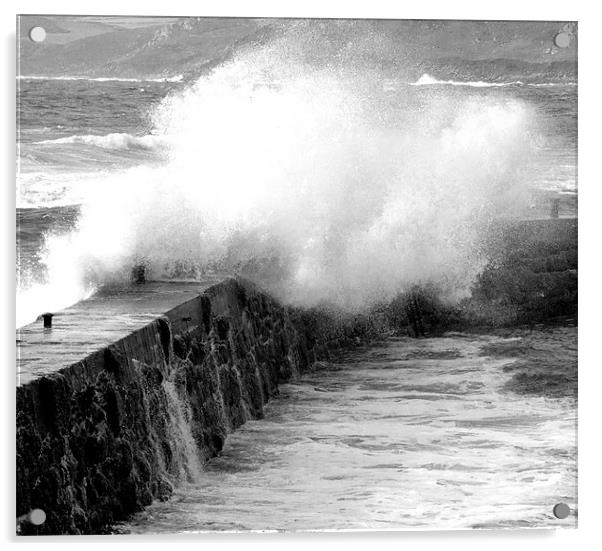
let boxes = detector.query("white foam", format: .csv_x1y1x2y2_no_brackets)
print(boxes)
410,73,575,88
59,82,535,311
17,27,542,320
16,231,97,328
34,133,167,151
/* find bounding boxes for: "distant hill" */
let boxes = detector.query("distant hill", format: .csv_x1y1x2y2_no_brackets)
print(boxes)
18,17,274,79
17,17,577,81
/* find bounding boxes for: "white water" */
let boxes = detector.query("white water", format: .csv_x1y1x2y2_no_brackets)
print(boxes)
410,73,577,88
411,73,526,88
118,331,577,533
34,133,168,151
164,381,204,484
16,232,97,328
19,48,538,323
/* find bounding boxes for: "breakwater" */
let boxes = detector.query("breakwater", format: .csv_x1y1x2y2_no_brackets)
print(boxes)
384,218,578,335
16,278,382,535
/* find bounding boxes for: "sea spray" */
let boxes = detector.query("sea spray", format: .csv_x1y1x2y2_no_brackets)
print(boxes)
17,21,539,323
16,231,96,327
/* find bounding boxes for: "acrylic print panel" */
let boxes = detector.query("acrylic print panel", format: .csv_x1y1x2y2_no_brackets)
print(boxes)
16,15,577,535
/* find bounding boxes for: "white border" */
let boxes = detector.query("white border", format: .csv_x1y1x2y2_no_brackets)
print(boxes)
2,1,600,549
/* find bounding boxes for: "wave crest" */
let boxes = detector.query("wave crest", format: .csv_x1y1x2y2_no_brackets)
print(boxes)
410,73,575,88
35,133,167,151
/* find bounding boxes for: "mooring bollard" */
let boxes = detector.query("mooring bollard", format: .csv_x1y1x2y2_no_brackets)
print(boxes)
132,264,146,284
41,312,54,329
413,297,425,337
551,198,560,219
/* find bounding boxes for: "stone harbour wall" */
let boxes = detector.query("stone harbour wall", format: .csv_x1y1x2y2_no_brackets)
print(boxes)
16,277,383,535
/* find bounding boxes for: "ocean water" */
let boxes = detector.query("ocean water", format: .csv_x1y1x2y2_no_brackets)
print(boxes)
116,330,577,532
16,79,183,326
17,78,182,208
16,75,577,326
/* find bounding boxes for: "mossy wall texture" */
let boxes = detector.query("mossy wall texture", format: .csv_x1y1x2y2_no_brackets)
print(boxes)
16,278,379,535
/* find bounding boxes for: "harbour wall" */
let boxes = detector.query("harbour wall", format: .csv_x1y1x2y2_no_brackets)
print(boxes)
16,277,382,535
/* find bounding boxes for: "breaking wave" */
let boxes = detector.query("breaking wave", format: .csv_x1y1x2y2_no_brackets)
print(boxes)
18,22,542,323
35,133,167,151
410,73,576,88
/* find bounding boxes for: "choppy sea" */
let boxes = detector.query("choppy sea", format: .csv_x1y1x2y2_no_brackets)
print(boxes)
116,330,577,532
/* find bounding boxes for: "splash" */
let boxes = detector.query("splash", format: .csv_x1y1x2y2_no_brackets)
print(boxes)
16,232,96,327
18,22,539,323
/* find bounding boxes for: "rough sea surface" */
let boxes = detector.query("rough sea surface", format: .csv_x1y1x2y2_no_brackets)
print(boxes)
117,331,577,532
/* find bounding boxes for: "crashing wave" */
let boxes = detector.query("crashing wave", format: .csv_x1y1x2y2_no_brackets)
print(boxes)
17,23,556,317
